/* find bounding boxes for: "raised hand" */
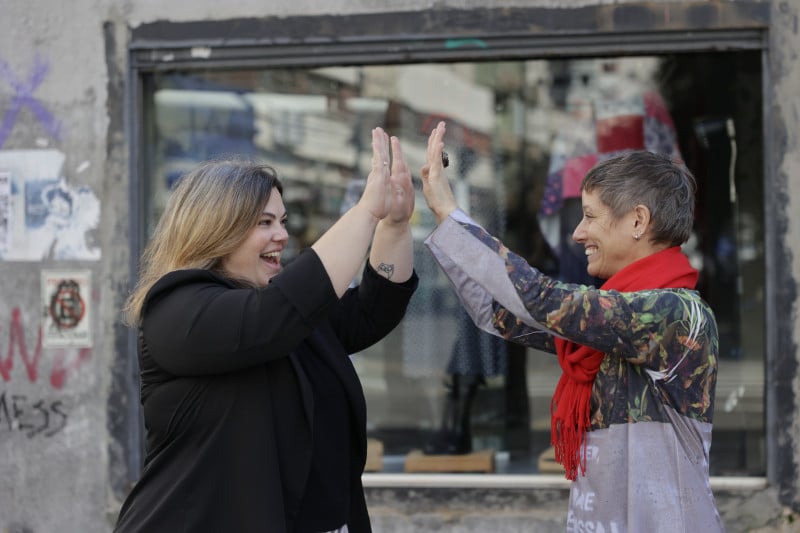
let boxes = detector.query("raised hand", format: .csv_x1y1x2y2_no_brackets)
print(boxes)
420,121,458,224
369,134,415,283
358,127,392,221
385,136,415,225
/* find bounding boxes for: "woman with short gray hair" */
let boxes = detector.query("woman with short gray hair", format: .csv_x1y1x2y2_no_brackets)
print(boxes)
421,121,723,532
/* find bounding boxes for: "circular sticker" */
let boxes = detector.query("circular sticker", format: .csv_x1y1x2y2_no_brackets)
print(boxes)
49,279,86,329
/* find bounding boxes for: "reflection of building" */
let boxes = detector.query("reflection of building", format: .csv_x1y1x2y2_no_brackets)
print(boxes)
144,54,765,481
153,64,516,459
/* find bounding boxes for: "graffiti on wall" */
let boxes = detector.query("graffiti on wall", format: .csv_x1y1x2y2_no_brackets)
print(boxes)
0,56,100,448
0,150,100,260
0,307,91,438
0,55,61,148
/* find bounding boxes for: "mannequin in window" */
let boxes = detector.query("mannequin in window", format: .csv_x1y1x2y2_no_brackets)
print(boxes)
423,141,508,456
424,306,507,455
539,61,682,290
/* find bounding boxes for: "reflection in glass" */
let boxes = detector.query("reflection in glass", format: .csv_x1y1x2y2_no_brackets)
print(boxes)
141,52,764,477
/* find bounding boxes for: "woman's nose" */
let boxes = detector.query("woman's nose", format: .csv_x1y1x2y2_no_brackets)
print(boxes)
572,221,585,243
276,227,289,242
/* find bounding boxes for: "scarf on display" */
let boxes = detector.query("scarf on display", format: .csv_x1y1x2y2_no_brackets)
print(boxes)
550,246,699,481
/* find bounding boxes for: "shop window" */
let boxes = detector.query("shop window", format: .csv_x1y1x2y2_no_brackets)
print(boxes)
139,51,764,477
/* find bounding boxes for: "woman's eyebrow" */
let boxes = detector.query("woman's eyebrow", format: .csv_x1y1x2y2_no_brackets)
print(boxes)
261,210,288,220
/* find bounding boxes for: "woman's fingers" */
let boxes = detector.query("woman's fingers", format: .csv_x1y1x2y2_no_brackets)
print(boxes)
360,127,393,220
372,127,390,172
421,122,446,184
391,137,412,191
423,122,447,178
426,126,436,164
387,136,414,223
419,121,457,222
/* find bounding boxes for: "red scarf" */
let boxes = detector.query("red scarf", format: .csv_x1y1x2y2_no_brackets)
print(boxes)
551,246,698,480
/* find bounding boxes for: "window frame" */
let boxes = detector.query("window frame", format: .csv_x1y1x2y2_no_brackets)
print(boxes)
125,5,779,492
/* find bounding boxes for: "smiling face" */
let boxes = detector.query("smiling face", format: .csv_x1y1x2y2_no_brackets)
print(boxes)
572,188,639,280
220,188,288,287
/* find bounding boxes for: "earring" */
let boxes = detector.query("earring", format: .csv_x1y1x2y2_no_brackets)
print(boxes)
633,231,642,241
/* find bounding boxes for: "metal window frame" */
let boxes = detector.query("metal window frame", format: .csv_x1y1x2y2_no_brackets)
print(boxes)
125,5,777,494
129,27,766,72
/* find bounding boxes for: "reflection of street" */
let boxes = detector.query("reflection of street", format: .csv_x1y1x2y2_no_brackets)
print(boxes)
398,305,459,377
357,346,764,473
353,311,458,428
145,57,766,479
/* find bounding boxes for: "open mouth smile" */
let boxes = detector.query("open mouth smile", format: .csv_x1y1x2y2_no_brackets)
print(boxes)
260,251,281,266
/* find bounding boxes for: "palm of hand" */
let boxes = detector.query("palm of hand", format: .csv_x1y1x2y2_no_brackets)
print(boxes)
387,167,414,224
421,166,455,215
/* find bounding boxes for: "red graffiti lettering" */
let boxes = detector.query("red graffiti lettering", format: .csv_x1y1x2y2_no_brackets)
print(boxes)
50,348,92,389
0,308,43,382
0,307,91,389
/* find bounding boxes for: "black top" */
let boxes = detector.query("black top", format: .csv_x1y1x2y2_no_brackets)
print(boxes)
294,341,351,532
114,250,418,533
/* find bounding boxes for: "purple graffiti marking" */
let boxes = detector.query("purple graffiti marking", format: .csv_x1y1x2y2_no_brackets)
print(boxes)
0,55,62,148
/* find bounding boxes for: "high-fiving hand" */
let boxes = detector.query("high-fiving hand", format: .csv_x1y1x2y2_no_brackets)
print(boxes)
385,135,414,225
359,127,414,226
420,121,458,224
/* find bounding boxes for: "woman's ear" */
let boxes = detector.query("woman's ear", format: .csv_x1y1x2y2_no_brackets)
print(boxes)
632,204,651,234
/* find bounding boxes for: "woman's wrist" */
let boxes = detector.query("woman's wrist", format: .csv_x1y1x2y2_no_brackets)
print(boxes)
376,218,411,235
352,202,383,227
435,205,457,225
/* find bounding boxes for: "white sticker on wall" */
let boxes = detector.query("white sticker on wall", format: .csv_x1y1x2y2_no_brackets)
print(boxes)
0,150,100,261
41,269,92,348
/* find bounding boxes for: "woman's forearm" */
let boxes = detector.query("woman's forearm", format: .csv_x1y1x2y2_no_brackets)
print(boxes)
368,220,414,283
312,127,394,297
311,204,380,297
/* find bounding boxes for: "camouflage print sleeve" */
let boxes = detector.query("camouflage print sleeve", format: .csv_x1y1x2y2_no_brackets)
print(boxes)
491,301,556,353
426,211,718,376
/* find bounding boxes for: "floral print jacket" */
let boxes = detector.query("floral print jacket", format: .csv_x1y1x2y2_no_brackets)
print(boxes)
425,209,724,533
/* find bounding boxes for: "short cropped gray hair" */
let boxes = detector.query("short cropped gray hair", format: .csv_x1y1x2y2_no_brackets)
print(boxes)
581,150,696,247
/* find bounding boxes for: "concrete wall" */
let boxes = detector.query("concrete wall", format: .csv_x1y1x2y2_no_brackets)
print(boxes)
0,1,119,532
0,1,797,532
767,0,800,515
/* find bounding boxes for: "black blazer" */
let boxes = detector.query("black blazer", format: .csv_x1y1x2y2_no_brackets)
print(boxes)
114,250,417,533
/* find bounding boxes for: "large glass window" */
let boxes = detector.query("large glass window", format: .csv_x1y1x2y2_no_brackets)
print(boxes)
140,51,764,477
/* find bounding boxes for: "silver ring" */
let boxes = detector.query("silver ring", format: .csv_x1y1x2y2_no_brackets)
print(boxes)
383,161,389,166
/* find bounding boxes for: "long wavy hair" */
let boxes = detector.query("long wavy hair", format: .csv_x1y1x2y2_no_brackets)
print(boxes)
123,159,283,326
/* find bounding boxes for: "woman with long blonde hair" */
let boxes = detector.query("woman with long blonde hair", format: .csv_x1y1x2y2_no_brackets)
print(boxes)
115,128,417,533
